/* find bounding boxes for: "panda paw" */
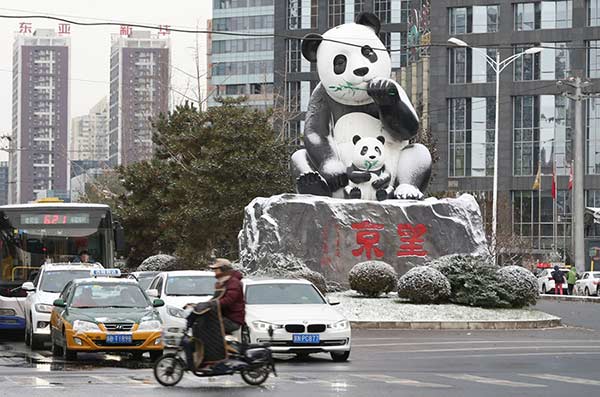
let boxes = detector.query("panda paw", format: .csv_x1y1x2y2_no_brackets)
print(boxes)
394,184,424,200
297,172,331,196
367,78,399,106
349,187,362,199
376,189,389,201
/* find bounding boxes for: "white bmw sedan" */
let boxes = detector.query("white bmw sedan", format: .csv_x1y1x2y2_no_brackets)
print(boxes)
243,279,351,362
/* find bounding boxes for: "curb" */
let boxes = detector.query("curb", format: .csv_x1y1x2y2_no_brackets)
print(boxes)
349,318,561,330
539,294,600,303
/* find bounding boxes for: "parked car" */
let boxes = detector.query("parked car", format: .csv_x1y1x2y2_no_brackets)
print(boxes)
537,268,569,294
146,270,215,346
128,271,161,291
574,271,600,296
22,262,103,349
243,279,351,362
50,269,164,361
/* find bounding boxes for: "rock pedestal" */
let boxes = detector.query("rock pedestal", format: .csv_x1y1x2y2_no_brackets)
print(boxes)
239,194,488,284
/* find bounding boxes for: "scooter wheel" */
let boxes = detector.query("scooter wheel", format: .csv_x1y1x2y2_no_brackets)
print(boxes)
154,353,185,386
241,366,270,386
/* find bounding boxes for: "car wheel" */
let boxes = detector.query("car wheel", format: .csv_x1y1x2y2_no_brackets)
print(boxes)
51,334,63,357
24,323,31,346
149,350,163,362
542,285,547,294
30,327,44,350
330,351,350,362
585,287,590,296
62,332,76,361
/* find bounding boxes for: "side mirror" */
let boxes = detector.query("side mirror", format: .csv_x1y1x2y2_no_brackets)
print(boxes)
21,282,36,292
146,289,159,298
328,298,340,306
53,299,66,308
113,221,126,253
153,299,165,308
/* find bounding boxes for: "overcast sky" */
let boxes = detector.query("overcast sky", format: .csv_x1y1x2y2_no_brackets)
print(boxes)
0,1,213,160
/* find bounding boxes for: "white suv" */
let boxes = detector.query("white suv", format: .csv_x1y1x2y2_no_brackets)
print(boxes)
22,263,103,349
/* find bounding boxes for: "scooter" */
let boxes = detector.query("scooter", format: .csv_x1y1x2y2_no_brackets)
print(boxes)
153,304,276,387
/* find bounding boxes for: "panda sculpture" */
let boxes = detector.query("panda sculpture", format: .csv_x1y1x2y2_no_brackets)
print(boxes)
345,135,393,201
291,12,432,200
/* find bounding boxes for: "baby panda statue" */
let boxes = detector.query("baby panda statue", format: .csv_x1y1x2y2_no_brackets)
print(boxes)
345,135,393,201
290,12,432,200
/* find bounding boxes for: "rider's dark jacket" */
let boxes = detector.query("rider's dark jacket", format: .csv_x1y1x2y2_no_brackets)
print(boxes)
217,271,245,325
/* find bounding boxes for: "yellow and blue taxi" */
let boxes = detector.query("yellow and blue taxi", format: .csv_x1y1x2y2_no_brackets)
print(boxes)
49,269,164,360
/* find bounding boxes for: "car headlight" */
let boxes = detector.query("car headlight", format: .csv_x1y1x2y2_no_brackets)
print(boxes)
328,320,349,330
34,303,54,313
251,321,282,331
138,320,162,331
72,320,101,332
0,308,16,316
166,305,187,318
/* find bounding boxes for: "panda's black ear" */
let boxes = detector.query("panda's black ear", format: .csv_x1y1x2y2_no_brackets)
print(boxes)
352,135,361,145
355,12,381,34
301,33,323,63
377,136,385,145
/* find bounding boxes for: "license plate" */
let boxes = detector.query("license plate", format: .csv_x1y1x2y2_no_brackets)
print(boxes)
292,334,320,344
0,319,17,324
105,334,132,344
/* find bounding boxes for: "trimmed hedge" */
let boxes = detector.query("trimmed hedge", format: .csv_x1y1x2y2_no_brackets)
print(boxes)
348,261,397,297
137,254,180,272
397,266,451,304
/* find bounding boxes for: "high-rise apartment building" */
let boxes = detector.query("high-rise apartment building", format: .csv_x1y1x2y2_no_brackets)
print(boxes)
420,0,600,266
0,161,9,205
208,0,275,108
274,0,411,144
70,97,109,163
11,29,70,204
108,31,170,166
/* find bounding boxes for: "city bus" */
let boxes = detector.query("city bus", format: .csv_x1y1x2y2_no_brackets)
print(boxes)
0,201,123,331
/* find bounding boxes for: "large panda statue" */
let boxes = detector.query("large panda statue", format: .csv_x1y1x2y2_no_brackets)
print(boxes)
291,12,432,200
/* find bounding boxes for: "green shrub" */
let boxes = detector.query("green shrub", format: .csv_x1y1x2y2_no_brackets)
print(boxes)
497,265,539,308
137,254,180,272
397,266,451,304
348,261,397,297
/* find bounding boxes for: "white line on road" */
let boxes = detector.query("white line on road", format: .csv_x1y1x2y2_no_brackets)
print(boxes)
380,345,600,354
521,374,600,386
352,340,594,348
411,351,600,359
438,374,546,388
351,374,451,388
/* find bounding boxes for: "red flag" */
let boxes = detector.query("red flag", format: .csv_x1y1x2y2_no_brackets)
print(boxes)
552,163,557,200
568,162,573,191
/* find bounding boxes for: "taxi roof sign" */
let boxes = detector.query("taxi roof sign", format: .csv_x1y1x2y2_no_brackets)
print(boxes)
90,268,121,278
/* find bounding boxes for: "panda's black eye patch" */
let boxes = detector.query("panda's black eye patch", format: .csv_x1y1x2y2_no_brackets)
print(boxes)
333,54,347,75
375,147,381,155
361,45,378,63
360,146,368,156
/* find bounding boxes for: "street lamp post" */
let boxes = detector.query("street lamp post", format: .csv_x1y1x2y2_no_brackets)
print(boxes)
448,38,542,261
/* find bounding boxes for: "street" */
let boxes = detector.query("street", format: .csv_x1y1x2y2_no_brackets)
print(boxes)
1,300,599,397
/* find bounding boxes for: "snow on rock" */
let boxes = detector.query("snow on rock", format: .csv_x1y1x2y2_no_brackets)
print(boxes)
397,266,451,303
137,254,179,272
238,193,488,284
348,261,397,297
329,291,556,322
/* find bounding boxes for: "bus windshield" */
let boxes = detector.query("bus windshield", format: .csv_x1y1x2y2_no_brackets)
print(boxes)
0,207,113,286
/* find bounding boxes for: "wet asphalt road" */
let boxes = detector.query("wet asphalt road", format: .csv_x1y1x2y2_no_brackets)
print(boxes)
1,300,599,396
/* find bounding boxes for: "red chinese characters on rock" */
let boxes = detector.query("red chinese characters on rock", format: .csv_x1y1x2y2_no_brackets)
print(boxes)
350,221,428,259
19,22,32,34
58,23,71,35
396,223,428,257
158,25,171,36
120,25,133,36
351,221,385,260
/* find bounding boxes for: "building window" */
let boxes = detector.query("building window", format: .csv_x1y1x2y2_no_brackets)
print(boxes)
288,0,318,29
586,190,600,236
287,39,301,73
587,98,600,174
449,5,499,34
328,0,345,27
374,0,391,24
514,43,570,81
514,45,540,81
449,48,497,84
448,97,496,177
380,31,408,68
515,1,572,31
513,95,572,176
589,40,600,78
590,0,600,26
286,81,301,113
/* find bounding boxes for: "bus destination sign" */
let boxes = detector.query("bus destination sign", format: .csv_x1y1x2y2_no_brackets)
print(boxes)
20,213,90,225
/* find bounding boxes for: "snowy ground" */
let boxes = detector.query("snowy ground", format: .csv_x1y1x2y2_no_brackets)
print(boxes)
329,291,557,322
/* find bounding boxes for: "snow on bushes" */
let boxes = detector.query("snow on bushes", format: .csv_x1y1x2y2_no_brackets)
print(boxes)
137,254,180,272
397,266,451,303
497,265,539,308
348,261,397,297
249,253,328,293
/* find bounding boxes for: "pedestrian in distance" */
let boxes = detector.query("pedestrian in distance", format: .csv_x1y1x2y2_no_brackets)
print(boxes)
552,265,566,295
567,266,578,295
